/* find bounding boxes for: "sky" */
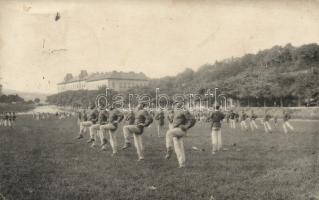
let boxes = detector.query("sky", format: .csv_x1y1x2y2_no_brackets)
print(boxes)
0,0,319,94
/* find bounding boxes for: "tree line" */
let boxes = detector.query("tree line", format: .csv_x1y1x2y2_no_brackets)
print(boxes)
46,43,319,108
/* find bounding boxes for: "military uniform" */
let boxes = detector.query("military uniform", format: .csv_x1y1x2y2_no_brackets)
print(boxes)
165,109,196,168
207,110,225,153
99,108,124,153
122,108,153,160
263,113,272,133
249,112,258,131
229,111,236,129
155,110,165,137
240,112,248,130
283,112,294,134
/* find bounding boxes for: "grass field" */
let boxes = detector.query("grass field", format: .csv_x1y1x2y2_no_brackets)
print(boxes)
0,116,319,200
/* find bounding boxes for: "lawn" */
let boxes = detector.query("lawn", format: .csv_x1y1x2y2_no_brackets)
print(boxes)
0,115,318,200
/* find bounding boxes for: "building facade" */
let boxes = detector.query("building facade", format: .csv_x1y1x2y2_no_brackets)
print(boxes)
57,71,148,93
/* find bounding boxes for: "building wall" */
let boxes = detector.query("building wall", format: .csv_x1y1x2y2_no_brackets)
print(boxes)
58,79,148,93
86,79,109,90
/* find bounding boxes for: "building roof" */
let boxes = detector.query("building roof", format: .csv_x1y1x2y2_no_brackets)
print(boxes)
58,71,148,85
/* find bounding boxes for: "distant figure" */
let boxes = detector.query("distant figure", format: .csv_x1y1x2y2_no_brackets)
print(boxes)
283,110,294,134
240,110,248,131
0,112,4,126
207,105,225,155
249,110,258,131
263,111,272,133
229,110,236,129
4,112,10,127
155,109,165,137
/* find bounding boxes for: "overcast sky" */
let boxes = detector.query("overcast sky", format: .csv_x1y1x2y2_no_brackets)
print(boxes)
0,0,319,94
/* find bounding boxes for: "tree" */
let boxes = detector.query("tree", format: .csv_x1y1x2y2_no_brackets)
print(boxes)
64,73,73,82
34,98,40,104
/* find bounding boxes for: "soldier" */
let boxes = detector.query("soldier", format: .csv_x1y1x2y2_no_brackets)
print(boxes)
207,105,225,155
283,110,294,134
125,109,135,125
86,105,99,147
122,103,153,161
76,108,88,139
164,102,196,168
249,110,258,131
0,112,3,126
229,110,236,129
167,109,174,130
263,111,272,133
240,110,248,131
4,112,10,127
155,109,165,137
99,106,124,155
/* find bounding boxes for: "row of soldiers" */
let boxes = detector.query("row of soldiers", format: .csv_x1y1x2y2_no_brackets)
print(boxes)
192,109,294,134
76,103,203,168
0,112,16,128
75,104,295,168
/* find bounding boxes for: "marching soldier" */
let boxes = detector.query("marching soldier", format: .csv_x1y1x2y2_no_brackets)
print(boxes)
122,103,153,161
283,110,294,134
155,109,165,137
263,111,272,133
99,106,124,155
249,110,258,131
86,105,99,147
165,102,196,168
125,109,135,125
229,110,236,129
207,105,225,155
240,110,248,131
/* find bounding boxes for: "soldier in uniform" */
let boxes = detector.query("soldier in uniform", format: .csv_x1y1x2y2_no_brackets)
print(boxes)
249,110,258,131
263,111,272,133
86,105,100,147
155,109,165,137
229,110,236,129
122,103,153,161
283,110,294,134
164,102,196,168
99,106,124,155
76,108,88,139
207,105,225,155
125,109,135,125
240,110,248,131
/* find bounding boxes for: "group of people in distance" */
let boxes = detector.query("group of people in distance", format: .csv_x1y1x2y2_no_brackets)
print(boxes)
74,102,295,168
0,112,16,128
224,109,294,134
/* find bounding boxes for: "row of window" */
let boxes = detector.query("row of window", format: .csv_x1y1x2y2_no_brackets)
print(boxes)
59,80,147,92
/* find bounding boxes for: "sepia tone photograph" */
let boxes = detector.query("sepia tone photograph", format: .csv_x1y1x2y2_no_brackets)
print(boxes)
0,0,319,199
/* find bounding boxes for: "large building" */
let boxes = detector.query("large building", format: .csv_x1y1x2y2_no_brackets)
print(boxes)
57,70,149,93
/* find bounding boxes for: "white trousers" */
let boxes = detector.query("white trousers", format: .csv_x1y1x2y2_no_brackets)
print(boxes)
123,125,144,159
100,124,118,153
283,121,294,133
157,124,164,137
240,121,248,130
250,119,258,131
211,128,222,152
89,124,100,145
230,119,236,129
166,128,186,167
80,121,93,136
263,121,272,133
